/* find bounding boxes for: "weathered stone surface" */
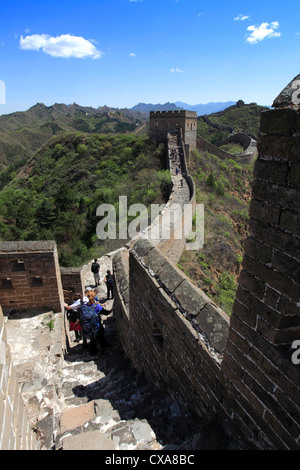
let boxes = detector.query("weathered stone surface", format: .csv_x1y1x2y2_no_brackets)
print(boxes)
59,401,96,433
157,261,184,293
173,279,210,316
143,246,166,273
194,303,230,353
131,238,154,258
260,108,300,134
62,431,116,450
272,74,300,108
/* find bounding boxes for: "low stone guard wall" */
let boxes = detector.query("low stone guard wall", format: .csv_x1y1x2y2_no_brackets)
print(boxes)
113,238,230,424
0,306,37,450
196,134,257,162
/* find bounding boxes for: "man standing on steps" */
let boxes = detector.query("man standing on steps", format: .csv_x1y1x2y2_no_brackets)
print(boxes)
91,258,100,287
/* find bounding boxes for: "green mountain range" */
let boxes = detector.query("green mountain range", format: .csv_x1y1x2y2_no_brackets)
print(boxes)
0,102,149,171
0,100,266,314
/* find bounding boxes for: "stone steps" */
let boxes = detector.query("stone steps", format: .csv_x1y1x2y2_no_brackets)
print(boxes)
48,254,194,450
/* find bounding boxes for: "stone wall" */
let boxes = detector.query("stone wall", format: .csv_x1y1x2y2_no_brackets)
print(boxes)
220,101,300,449
196,135,257,162
0,241,64,313
0,306,37,449
113,239,230,422
113,78,300,450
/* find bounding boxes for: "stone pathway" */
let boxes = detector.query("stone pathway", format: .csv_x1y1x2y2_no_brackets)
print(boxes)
3,252,204,450
50,253,207,450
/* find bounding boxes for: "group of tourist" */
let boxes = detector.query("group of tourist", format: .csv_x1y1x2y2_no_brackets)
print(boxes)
64,259,114,356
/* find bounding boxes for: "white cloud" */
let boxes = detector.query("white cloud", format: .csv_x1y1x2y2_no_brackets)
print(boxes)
246,22,281,44
170,68,185,74
234,14,249,21
129,52,136,57
19,33,102,59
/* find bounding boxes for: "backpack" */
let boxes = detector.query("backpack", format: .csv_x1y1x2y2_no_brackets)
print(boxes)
106,275,113,285
91,262,99,274
67,309,79,323
80,303,99,339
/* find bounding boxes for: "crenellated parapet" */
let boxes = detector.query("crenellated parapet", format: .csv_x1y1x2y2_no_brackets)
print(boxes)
149,109,197,152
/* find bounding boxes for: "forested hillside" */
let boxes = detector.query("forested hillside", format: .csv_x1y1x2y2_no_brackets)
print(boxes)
0,102,148,171
0,100,260,314
0,133,171,267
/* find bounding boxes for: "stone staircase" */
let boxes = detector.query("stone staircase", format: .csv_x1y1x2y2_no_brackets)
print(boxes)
3,253,203,451
50,254,202,450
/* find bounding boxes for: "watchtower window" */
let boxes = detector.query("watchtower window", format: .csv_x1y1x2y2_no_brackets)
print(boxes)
31,277,43,287
11,260,25,271
1,278,13,289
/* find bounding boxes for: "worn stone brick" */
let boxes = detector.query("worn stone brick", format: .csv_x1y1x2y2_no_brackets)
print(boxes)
280,209,300,234
194,302,229,354
273,325,300,345
232,294,257,328
238,269,265,299
173,279,210,316
250,219,300,258
249,199,282,227
157,262,184,293
272,250,300,283
258,134,300,162
253,158,289,185
290,162,300,189
243,237,273,265
242,254,300,303
260,108,300,134
251,180,300,212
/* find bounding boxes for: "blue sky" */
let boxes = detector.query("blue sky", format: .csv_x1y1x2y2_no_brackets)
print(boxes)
0,0,299,115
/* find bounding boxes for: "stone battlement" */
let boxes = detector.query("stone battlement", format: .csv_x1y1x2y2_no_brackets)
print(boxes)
149,109,197,152
150,110,197,118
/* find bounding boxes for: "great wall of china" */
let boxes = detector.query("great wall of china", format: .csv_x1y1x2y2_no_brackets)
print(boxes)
0,76,299,450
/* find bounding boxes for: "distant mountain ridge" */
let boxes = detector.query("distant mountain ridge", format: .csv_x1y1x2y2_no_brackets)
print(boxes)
130,101,236,115
174,101,236,115
131,102,183,113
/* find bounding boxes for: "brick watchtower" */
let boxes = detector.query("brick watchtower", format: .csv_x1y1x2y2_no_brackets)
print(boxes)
149,110,197,152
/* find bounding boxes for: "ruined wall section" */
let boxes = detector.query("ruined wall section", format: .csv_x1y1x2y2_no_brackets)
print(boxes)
60,266,85,304
0,306,37,449
221,104,300,449
196,135,257,163
0,241,64,313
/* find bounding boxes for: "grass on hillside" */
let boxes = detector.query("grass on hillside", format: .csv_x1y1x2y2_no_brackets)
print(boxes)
177,148,254,316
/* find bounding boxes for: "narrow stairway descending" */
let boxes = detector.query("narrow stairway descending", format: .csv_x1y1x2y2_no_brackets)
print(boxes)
52,254,203,451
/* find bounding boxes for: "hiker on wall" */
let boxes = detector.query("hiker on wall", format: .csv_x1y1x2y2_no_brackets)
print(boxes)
104,269,114,300
80,290,108,355
91,258,100,287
